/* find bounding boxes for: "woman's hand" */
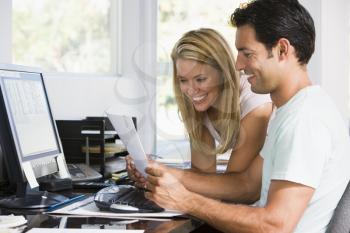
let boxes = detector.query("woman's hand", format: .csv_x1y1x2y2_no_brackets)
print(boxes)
125,155,147,188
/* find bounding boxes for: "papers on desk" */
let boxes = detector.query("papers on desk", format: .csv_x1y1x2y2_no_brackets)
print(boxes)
106,112,148,177
49,196,183,219
26,229,143,233
0,214,27,228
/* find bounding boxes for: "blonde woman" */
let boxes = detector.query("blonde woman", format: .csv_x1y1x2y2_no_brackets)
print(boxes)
127,28,272,200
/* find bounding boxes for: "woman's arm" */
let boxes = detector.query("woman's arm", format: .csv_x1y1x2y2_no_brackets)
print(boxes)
190,127,216,173
226,102,272,173
169,102,272,201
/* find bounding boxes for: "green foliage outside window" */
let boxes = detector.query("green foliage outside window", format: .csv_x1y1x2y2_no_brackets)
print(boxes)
12,0,112,74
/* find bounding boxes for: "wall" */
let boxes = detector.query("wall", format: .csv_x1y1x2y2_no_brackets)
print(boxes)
302,0,349,121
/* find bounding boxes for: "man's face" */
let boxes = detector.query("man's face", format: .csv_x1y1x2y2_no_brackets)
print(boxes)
235,25,281,94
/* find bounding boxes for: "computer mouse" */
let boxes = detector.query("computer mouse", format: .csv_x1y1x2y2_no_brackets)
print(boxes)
110,203,139,212
94,185,164,213
94,185,134,210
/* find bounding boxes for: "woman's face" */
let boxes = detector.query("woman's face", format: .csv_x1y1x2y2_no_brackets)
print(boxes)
176,58,221,112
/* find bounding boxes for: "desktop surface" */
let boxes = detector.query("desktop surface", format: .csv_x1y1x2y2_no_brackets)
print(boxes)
0,186,223,233
0,207,208,233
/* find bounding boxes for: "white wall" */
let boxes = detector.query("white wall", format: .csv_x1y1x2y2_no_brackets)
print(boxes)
302,0,349,121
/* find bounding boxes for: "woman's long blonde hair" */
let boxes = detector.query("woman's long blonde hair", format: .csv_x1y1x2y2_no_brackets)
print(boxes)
171,28,240,155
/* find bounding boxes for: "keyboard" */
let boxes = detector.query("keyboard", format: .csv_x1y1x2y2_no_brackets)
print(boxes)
67,163,102,182
94,185,164,213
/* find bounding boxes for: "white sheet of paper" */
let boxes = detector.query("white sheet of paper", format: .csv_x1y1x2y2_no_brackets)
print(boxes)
26,228,143,233
50,196,182,219
106,113,148,176
0,214,27,228
22,161,39,188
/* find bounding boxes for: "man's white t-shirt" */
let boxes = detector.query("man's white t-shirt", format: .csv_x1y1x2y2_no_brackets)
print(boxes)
259,86,350,233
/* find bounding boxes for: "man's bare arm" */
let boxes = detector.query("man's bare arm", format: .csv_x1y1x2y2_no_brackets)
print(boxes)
146,166,314,233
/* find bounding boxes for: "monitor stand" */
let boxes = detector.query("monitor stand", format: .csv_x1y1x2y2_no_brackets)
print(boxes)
0,182,68,210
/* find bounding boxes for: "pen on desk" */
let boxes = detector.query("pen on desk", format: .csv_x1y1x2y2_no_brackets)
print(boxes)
46,194,86,212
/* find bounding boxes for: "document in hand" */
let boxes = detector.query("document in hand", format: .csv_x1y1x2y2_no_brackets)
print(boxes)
106,112,148,176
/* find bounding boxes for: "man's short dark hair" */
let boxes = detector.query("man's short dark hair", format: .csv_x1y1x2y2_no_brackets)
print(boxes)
231,0,315,65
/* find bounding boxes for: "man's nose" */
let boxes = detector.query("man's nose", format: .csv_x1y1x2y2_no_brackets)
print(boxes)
235,55,245,71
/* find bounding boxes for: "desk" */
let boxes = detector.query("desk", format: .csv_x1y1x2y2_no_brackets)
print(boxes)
0,188,222,233
0,208,219,233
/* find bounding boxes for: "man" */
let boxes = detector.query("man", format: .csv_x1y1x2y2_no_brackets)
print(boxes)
145,0,350,232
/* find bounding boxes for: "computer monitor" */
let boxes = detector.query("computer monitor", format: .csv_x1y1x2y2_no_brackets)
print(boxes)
0,64,71,209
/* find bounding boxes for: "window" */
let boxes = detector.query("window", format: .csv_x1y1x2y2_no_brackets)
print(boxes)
12,0,117,74
156,0,244,159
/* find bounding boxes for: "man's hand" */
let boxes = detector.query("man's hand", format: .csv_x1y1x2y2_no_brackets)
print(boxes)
145,162,194,212
125,155,146,188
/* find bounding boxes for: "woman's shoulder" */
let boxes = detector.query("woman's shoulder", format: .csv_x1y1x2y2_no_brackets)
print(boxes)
239,76,271,119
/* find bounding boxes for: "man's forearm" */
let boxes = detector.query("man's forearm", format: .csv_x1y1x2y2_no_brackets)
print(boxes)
169,167,259,203
184,192,280,233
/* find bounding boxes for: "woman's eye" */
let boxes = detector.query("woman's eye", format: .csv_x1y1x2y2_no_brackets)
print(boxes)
196,77,207,82
179,79,187,83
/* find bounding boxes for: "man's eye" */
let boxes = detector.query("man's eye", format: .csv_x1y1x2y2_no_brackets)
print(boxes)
179,79,187,83
244,53,253,58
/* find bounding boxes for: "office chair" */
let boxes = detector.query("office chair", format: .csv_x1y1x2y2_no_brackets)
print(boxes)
326,180,350,233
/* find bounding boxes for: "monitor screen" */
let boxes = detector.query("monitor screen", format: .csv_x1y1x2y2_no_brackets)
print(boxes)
0,71,60,161
2,74,59,159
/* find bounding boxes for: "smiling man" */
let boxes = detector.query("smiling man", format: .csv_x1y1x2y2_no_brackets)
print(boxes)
145,0,350,232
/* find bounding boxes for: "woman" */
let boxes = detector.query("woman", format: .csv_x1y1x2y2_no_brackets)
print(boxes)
127,28,272,199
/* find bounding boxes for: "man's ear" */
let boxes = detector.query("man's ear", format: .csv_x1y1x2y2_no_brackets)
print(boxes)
276,38,291,60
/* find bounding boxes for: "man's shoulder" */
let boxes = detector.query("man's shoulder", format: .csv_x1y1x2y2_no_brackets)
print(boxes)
278,86,331,118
